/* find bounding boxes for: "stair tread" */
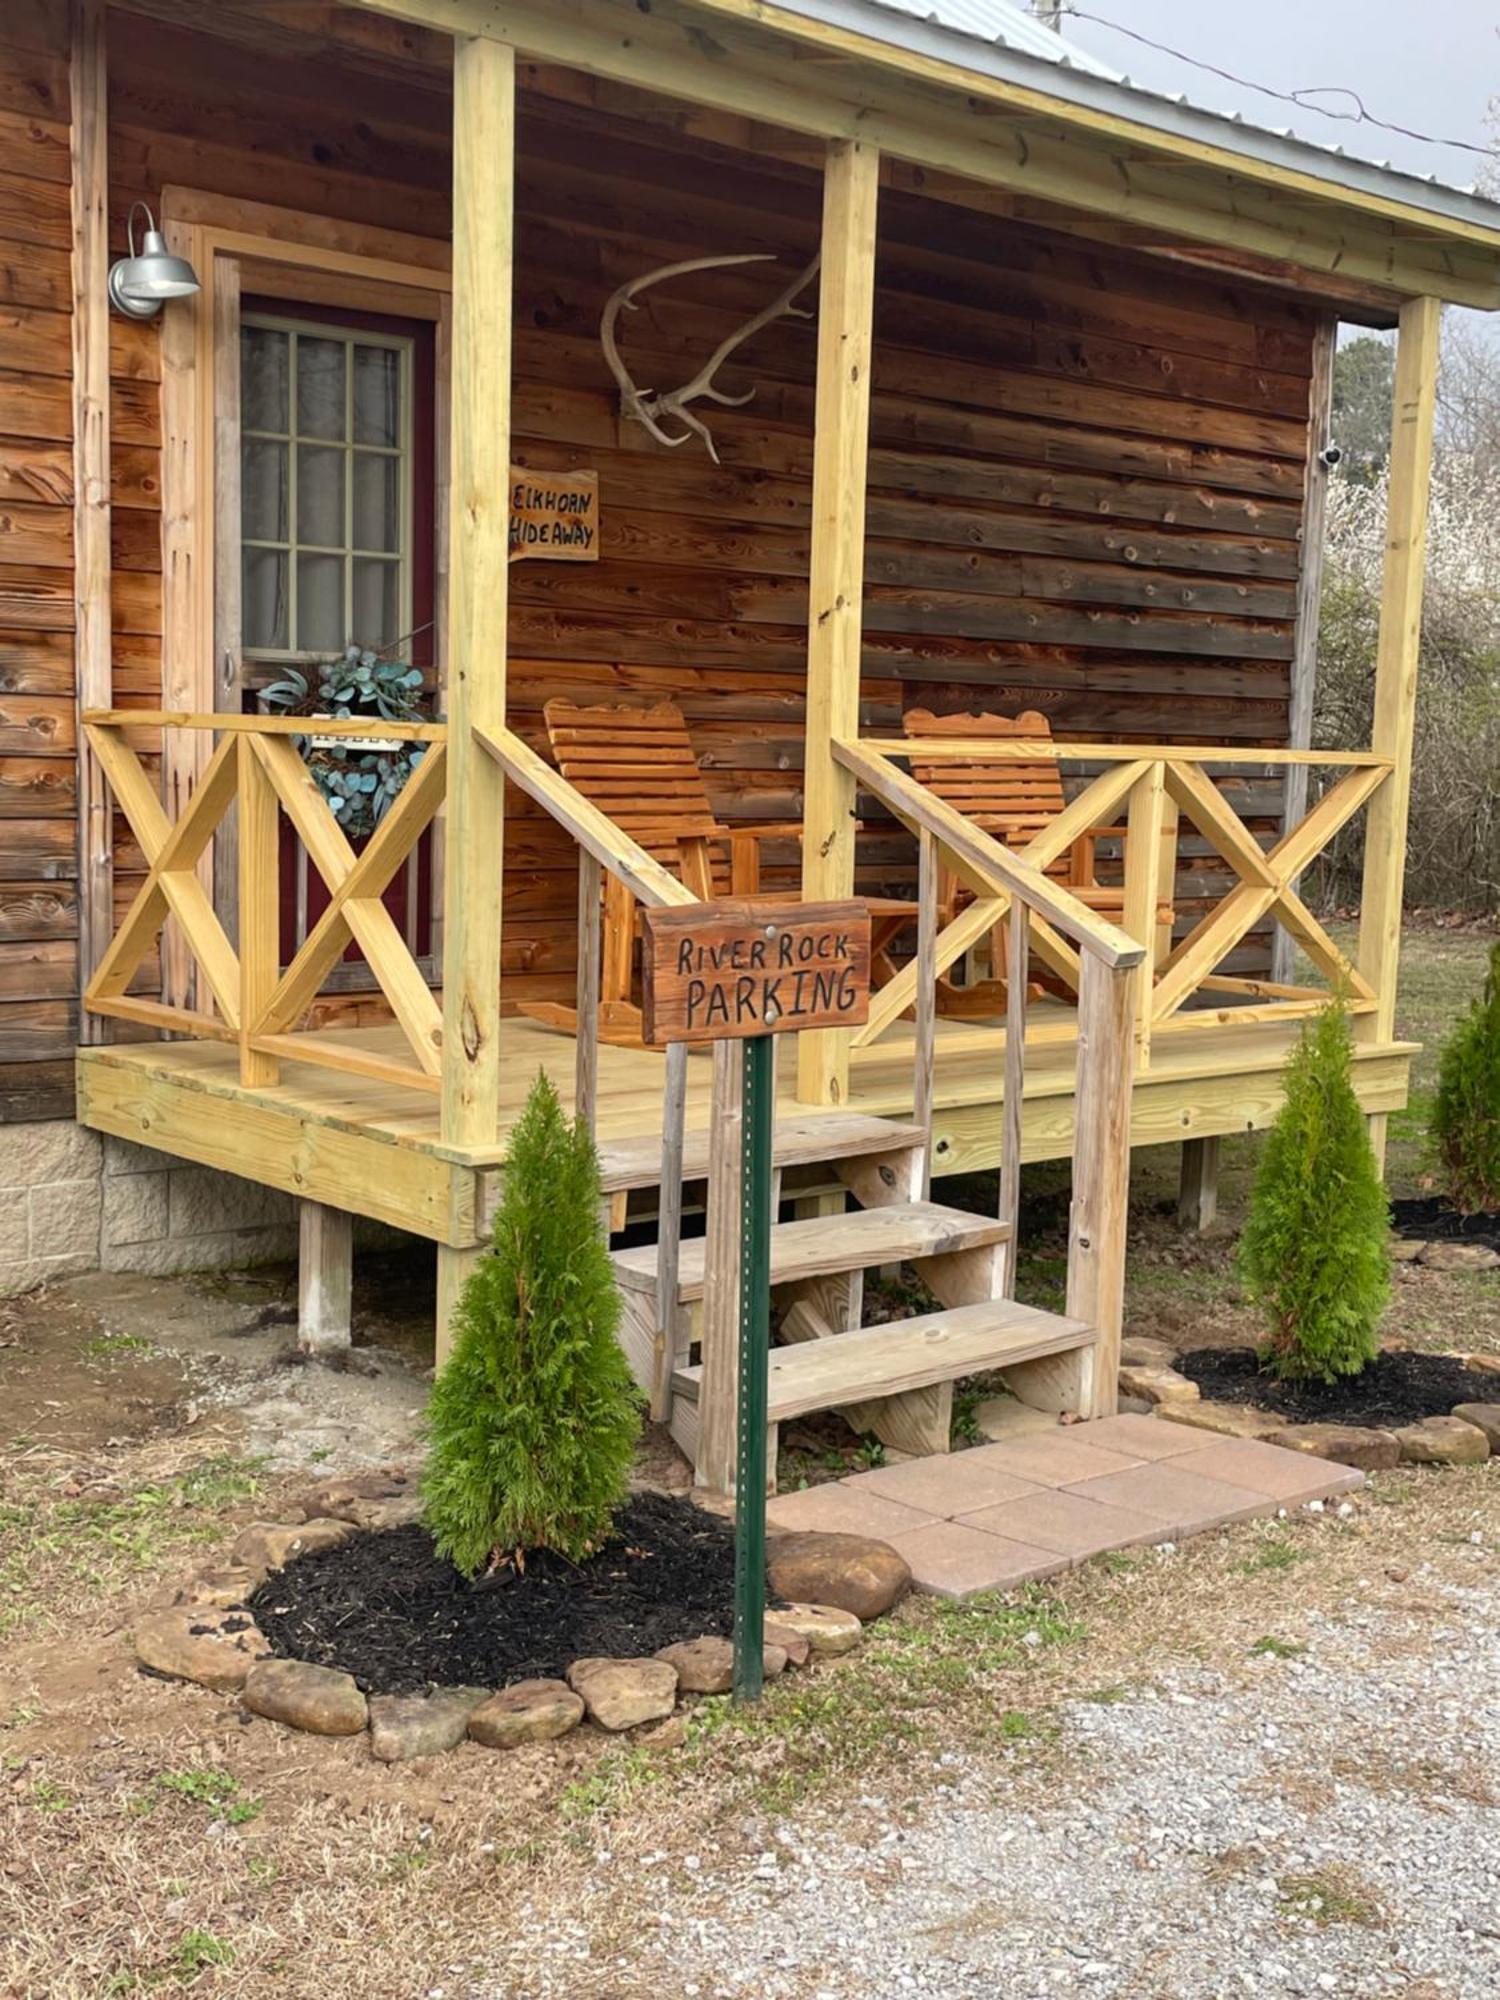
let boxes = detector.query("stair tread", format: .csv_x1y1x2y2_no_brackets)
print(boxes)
598,1112,924,1194
673,1298,1094,1422
612,1200,1009,1300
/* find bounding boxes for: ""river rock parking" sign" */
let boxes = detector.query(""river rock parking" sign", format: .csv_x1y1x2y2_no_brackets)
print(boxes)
639,900,871,1047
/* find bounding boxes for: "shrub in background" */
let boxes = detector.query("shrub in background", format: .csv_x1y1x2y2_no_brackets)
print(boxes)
423,1070,640,1574
1239,999,1391,1382
1430,939,1500,1214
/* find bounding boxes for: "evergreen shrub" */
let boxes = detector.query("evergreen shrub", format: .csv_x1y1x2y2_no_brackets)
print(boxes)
1430,939,1500,1214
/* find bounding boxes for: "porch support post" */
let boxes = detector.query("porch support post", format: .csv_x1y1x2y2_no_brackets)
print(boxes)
1356,295,1440,1172
69,0,112,1038
437,33,515,1350
298,1200,352,1354
797,137,879,1108
1177,1134,1220,1234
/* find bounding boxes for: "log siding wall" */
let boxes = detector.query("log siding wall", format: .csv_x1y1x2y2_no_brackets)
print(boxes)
0,4,1318,1112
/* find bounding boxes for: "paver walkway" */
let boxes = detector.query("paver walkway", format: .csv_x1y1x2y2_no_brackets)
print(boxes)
766,1413,1363,1597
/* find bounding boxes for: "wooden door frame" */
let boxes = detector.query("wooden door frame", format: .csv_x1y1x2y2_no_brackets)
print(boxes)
155,187,452,1003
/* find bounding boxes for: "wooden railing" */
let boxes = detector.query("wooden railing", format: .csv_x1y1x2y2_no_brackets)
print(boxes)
82,710,450,1094
843,737,1393,1068
475,722,697,1420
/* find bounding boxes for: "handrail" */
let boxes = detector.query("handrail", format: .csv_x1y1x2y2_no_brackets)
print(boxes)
82,708,447,742
475,722,696,911
834,736,1145,971
853,737,1392,769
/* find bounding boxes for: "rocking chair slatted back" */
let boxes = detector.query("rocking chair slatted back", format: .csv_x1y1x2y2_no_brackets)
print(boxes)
903,709,1076,877
543,697,727,895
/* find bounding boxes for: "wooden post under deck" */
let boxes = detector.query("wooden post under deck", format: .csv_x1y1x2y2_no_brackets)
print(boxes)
436,33,516,1361
797,137,879,1109
1356,295,1440,1173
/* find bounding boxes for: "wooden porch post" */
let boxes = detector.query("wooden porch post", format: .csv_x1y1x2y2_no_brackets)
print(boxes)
1356,295,1440,1172
797,137,879,1108
437,33,515,1355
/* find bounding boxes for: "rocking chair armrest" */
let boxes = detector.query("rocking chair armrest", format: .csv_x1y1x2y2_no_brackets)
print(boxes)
720,820,808,845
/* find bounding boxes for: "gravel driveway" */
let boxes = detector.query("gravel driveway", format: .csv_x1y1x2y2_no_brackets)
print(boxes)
507,1558,1499,2000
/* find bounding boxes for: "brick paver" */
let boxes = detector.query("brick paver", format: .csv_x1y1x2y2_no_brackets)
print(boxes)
766,1412,1365,1600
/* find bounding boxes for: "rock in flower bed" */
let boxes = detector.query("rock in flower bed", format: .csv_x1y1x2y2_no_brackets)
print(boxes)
132,1487,901,1761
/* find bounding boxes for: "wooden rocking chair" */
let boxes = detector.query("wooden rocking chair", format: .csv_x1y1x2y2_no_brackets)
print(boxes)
903,707,1174,1013
521,697,917,1047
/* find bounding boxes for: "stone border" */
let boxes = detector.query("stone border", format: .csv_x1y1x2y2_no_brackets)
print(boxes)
132,1478,909,1763
1117,1339,1500,1471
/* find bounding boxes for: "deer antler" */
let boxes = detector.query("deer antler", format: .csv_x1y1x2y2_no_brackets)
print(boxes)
600,253,821,465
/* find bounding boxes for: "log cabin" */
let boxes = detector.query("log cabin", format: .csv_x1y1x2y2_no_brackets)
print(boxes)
1,0,1492,1485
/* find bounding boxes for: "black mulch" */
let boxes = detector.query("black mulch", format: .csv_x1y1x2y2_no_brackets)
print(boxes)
1179,1345,1496,1429
1390,1194,1500,1254
249,1492,759,1696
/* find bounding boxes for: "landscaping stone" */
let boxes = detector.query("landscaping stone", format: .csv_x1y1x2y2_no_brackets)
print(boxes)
1270,1422,1402,1472
567,1657,679,1731
467,1679,584,1749
1418,1241,1500,1272
1155,1400,1283,1441
171,1566,259,1611
636,1714,688,1750
1449,1403,1500,1452
1119,1336,1179,1368
1389,1236,1425,1262
1117,1363,1200,1405
765,1530,910,1621
655,1636,788,1694
368,1687,490,1762
764,1620,813,1668
1463,1354,1500,1376
242,1658,368,1735
766,1603,862,1657
972,1397,1060,1445
232,1518,357,1578
302,1471,421,1531
1395,1415,1491,1466
134,1607,269,1693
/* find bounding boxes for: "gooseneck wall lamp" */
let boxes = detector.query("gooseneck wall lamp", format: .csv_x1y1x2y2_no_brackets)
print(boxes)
107,201,201,319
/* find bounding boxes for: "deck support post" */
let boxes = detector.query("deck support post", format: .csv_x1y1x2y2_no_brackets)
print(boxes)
797,137,879,1110
1356,295,1440,1175
695,1042,745,1492
1177,1135,1220,1234
436,33,515,1359
298,1201,352,1354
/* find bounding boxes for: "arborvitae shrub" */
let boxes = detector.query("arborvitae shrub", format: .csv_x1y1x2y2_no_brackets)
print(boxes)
422,1070,640,1574
1239,999,1390,1382
1430,940,1500,1214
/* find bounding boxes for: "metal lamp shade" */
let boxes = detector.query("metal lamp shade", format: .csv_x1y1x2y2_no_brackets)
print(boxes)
108,210,200,319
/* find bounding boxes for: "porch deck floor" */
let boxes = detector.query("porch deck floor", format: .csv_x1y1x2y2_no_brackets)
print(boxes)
766,1415,1363,1600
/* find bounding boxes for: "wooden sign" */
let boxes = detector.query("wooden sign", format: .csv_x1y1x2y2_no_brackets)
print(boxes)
508,467,598,561
640,900,871,1047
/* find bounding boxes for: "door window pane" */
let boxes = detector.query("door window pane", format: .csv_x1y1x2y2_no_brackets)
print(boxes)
352,558,401,649
243,547,288,652
353,345,400,446
241,440,287,542
352,452,400,552
241,327,288,433
297,446,344,549
296,337,346,440
296,553,344,652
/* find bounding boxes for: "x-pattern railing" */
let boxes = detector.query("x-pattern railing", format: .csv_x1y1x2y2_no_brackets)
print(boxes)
83,711,450,1093
841,735,1393,1064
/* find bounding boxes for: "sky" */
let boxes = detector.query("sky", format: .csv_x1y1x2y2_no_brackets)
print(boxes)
1059,0,1497,193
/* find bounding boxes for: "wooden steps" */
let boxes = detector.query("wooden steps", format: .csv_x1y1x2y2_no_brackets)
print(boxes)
671,1297,1093,1424
596,1111,924,1194
613,1199,1008,1304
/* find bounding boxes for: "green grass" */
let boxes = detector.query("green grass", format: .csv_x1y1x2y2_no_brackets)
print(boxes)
83,1333,157,1360
1277,1867,1384,1927
1249,1635,1307,1659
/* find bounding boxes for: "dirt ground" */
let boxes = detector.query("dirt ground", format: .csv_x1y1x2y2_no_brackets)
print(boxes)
0,923,1495,1997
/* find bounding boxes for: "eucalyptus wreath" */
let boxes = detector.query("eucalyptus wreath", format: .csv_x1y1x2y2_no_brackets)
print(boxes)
259,645,428,838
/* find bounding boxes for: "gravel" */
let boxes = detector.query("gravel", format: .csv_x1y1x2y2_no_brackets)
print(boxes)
496,1557,1500,1999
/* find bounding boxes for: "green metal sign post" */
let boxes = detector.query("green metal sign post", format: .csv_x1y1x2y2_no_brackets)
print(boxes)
732,1030,775,1704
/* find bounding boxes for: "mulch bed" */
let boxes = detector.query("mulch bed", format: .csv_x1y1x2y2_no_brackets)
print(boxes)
1390,1194,1500,1254
250,1493,754,1695
1179,1346,1496,1429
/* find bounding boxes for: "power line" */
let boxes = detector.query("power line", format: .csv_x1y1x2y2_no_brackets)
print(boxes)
1062,7,1497,164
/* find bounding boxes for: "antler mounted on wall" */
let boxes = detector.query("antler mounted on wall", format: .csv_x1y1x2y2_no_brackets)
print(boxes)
600,253,820,464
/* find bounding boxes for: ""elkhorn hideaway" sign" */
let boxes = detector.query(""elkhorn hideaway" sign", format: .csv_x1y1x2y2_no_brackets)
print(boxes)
640,901,872,1047
508,467,599,561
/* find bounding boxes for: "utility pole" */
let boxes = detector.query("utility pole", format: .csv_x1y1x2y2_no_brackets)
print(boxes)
1034,1,1065,29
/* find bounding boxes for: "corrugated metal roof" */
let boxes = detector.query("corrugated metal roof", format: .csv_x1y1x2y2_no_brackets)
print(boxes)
851,0,1120,78
764,0,1500,235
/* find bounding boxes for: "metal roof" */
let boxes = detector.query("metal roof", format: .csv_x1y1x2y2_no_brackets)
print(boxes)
764,0,1500,240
